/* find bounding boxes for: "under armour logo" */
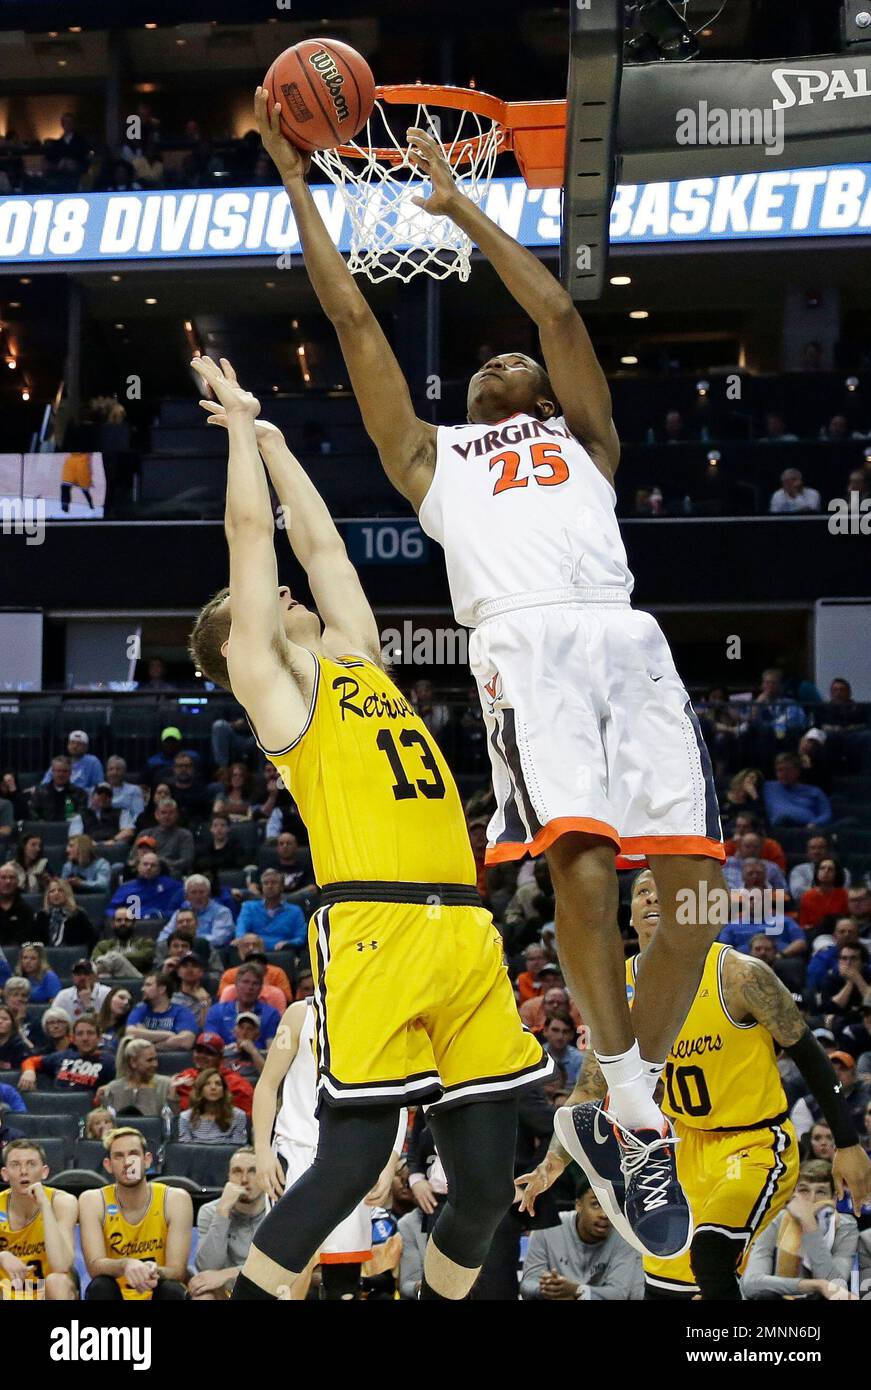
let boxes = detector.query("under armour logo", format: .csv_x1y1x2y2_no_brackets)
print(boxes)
356,940,378,952
700,989,709,997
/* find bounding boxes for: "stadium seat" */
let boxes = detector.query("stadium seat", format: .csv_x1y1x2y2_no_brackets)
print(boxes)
74,1139,109,1171
154,1050,193,1076
80,892,110,927
34,1137,67,1176
46,946,84,977
161,1141,242,1189
20,820,69,845
49,1169,105,1195
26,1002,49,1029
230,822,261,858
266,950,301,982
100,842,132,864
10,1112,77,1160
25,1091,93,1118
101,977,144,1003
1,1070,21,1089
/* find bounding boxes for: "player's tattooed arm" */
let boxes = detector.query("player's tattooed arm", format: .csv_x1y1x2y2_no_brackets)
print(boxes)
722,950,805,1046
547,1047,607,1165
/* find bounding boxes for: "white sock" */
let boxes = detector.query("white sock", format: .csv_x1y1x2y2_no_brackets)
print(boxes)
596,1042,665,1133
640,1058,666,1098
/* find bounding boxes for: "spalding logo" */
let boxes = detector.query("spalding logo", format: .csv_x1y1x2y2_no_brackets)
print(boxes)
771,66,871,109
309,49,351,124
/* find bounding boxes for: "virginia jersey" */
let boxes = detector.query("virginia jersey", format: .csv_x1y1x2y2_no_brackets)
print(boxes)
253,653,476,888
419,414,634,626
626,943,787,1131
100,1182,169,1300
0,1184,57,1287
273,1001,319,1151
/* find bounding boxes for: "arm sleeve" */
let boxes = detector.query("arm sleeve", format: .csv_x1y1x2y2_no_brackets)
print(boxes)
785,1029,859,1147
210,908,235,948
519,1230,551,1300
810,788,832,826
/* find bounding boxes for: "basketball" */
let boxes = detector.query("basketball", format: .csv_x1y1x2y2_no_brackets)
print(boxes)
263,39,376,153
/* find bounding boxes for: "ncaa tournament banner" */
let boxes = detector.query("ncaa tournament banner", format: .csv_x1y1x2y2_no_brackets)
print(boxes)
1,166,871,266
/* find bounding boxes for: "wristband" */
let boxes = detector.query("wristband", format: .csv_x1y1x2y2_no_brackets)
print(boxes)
785,1027,858,1149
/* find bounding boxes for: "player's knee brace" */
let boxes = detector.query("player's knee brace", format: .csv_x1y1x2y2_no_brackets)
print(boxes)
690,1229,742,1301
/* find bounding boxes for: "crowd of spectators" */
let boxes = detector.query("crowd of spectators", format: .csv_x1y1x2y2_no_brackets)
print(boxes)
1,660,869,1299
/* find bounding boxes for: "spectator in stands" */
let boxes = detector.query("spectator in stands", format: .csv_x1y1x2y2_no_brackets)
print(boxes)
819,944,871,1020
269,832,315,895
0,1002,32,1069
189,1147,266,1299
661,408,689,443
520,1175,643,1300
519,978,582,1035
80,1126,192,1300
515,943,551,1004
769,467,821,514
222,1014,266,1084
2,977,40,1049
146,727,192,784
1,771,29,821
53,958,109,1021
170,952,212,1029
16,942,60,1003
409,680,450,738
170,1033,254,1115
746,932,805,996
718,865,806,956
799,858,850,932
69,782,135,845
96,986,134,1053
160,874,234,952
741,1161,858,1300
217,935,292,1003
105,756,145,820
154,917,210,971
62,834,111,895
125,972,197,1051
45,113,91,179
84,1108,115,1140
848,886,871,944
0,790,14,844
139,655,175,691
0,946,9,989
92,906,156,978
723,812,786,869
820,413,854,442
504,862,555,955
760,411,798,443
764,752,833,828
722,832,788,894
106,848,185,920
540,1015,582,1087
0,1079,26,1117
218,952,285,1013
210,717,256,775
808,918,862,993
720,767,766,831
19,1013,115,1094
152,799,195,877
204,962,280,1048
263,769,308,844
134,786,173,834
294,969,314,1001
181,138,225,187
791,1054,871,1140
0,1139,78,1300
212,763,259,823
0,862,35,948
29,757,87,823
41,731,104,792
10,834,50,894
178,1069,248,1144
194,812,244,883
33,879,95,950
98,1037,178,1117
233,869,306,951
817,678,871,773
168,753,213,825
800,1121,835,1162
790,833,848,904
37,1006,73,1056
797,727,831,794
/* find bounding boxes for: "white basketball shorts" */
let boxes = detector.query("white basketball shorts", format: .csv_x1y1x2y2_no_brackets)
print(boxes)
468,589,724,866
272,1139,372,1264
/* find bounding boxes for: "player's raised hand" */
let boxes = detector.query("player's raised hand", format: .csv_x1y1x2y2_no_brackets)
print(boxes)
198,397,283,447
832,1144,871,1214
254,85,310,183
407,127,461,216
191,355,260,419
514,1151,566,1216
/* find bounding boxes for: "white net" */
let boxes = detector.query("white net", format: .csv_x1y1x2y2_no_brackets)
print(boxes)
310,97,504,283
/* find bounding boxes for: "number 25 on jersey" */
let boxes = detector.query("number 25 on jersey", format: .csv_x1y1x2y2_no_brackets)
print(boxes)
490,442,569,496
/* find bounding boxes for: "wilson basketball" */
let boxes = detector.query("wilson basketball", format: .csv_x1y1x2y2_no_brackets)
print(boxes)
264,40,376,152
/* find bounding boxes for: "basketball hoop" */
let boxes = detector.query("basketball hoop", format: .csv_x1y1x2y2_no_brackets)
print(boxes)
310,84,566,284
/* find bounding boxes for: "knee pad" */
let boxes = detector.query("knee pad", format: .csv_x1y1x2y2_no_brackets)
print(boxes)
690,1229,742,1301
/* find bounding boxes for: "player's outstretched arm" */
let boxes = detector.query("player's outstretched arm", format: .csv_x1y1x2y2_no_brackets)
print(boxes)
724,951,871,1211
199,404,381,664
515,1048,607,1215
408,127,618,479
192,354,310,751
254,88,436,507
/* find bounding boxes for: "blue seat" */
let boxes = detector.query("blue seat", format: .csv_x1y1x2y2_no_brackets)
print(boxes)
161,1141,242,1189
25,1090,93,1117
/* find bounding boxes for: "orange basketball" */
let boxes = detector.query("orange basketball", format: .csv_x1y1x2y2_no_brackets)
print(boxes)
264,39,376,152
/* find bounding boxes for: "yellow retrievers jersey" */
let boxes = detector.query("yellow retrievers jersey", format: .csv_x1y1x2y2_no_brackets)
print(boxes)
255,653,476,888
0,1184,57,1284
101,1182,168,1301
626,943,787,1131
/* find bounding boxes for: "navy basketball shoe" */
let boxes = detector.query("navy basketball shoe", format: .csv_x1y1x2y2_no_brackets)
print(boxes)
554,1102,642,1254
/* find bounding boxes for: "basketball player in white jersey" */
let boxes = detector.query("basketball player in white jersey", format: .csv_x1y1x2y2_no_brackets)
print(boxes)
253,999,406,1300
256,89,728,1257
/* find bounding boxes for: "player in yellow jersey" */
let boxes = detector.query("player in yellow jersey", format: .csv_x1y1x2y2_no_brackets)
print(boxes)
187,353,551,1302
79,1127,192,1300
0,1139,77,1300
516,869,871,1299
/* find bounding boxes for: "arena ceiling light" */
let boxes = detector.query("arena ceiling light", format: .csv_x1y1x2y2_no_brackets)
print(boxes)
620,355,639,365
144,297,157,305
610,275,632,285
629,309,649,319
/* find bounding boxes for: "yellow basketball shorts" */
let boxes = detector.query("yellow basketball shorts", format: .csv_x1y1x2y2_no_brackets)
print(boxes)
644,1117,799,1295
310,881,552,1110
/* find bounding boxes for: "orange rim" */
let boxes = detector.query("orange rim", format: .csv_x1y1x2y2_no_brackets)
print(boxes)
331,83,514,165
